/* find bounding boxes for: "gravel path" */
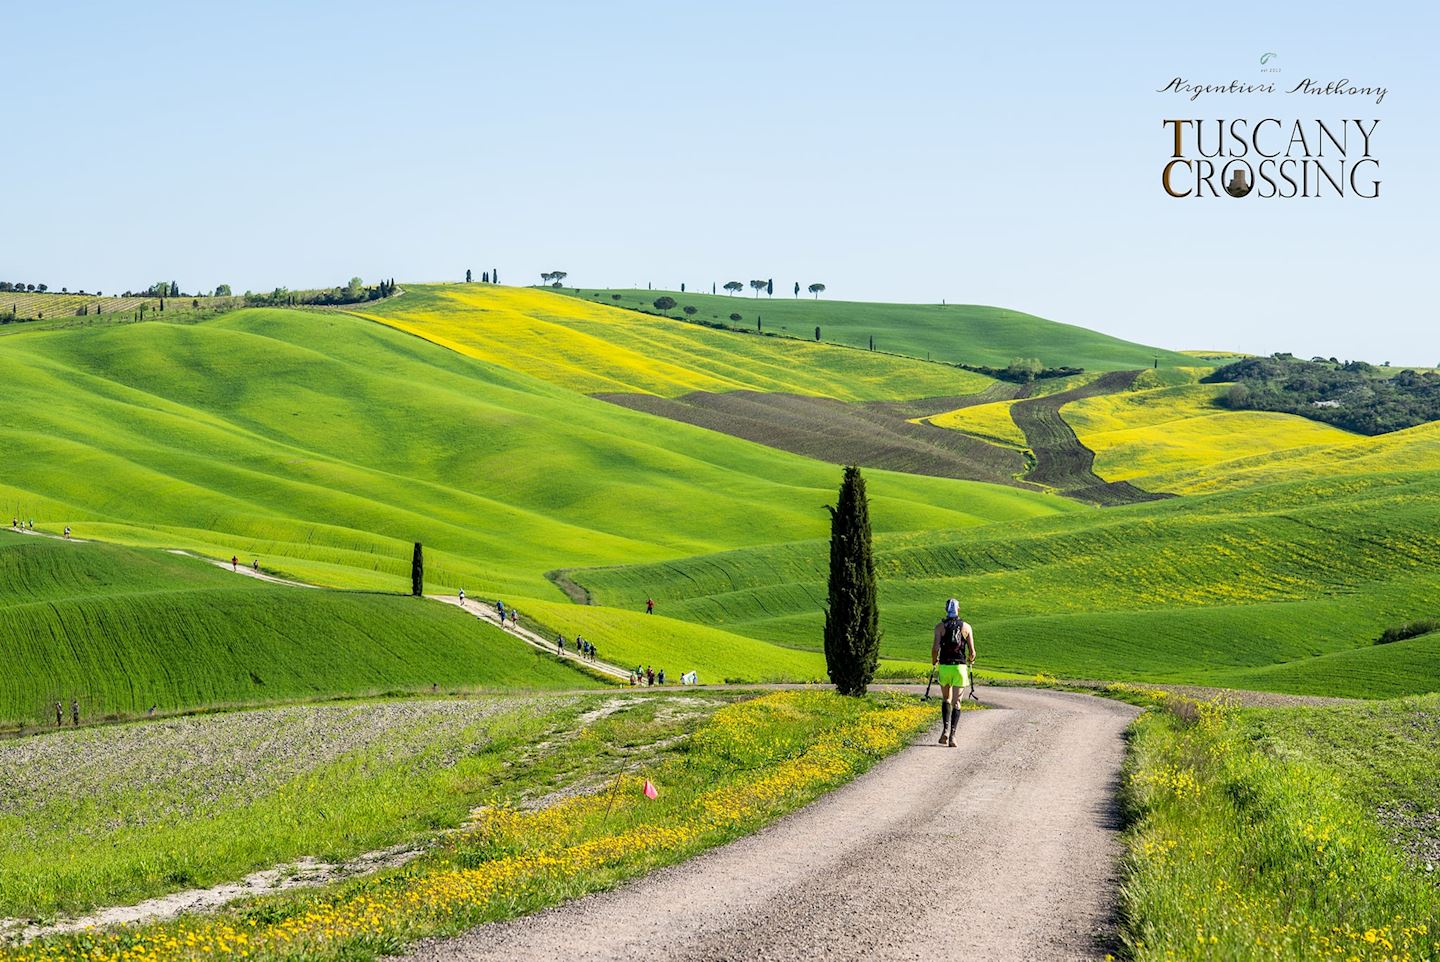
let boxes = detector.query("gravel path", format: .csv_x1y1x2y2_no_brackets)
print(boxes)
403,687,1139,962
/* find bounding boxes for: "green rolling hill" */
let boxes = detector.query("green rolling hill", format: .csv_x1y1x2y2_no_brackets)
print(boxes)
562,288,1198,373
1,282,1435,708
0,534,595,726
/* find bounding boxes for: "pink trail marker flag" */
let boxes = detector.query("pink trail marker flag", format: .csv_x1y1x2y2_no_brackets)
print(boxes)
643,779,659,799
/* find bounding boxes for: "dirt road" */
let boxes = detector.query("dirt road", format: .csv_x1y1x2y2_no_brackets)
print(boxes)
403,687,1139,962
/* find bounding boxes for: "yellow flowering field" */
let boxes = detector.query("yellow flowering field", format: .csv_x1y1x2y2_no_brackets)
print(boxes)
357,284,989,400
2,692,931,962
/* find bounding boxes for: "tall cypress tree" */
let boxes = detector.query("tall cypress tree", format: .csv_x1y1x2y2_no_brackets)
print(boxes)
823,466,880,695
411,542,424,597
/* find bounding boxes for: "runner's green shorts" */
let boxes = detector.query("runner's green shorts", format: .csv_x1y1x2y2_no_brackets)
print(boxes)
936,664,969,687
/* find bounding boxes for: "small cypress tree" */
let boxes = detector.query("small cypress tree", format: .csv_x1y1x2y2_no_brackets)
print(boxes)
823,466,880,695
815,326,821,341
466,269,472,283
411,542,424,597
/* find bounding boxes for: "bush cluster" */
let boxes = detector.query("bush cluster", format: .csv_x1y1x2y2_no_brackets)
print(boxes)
1375,618,1438,645
1203,355,1440,435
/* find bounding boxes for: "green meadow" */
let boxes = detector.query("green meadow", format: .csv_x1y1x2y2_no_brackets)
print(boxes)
570,471,1440,694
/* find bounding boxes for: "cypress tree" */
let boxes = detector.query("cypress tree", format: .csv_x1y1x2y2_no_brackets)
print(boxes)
411,542,424,597
815,326,821,341
466,269,472,283
823,466,880,695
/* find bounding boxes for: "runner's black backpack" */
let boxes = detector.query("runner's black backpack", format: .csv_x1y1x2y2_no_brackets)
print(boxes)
938,617,966,664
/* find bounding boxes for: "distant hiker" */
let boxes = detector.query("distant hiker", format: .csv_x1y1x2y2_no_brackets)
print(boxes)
496,600,506,623
556,633,565,654
252,559,259,573
931,598,976,749
55,701,62,727
64,526,71,539
458,588,466,606
71,699,79,727
231,555,238,571
629,672,637,686
657,668,666,685
646,666,654,686
646,598,655,615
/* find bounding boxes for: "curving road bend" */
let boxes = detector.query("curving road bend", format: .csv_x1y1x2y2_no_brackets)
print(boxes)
403,687,1140,962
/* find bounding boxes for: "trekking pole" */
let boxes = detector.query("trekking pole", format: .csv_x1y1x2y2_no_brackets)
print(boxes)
923,666,936,701
967,656,980,702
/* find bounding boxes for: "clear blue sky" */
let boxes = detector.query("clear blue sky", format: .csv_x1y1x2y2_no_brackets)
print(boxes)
6,0,1436,362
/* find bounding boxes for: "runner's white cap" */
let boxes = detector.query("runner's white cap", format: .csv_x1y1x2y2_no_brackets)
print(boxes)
946,598,959,619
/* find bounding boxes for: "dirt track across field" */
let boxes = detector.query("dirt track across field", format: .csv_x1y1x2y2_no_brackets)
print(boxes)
597,387,1041,490
1011,371,1173,506
402,687,1139,962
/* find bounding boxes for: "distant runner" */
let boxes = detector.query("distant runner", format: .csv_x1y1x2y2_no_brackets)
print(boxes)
646,598,654,615
231,555,238,571
931,598,976,749
458,587,466,606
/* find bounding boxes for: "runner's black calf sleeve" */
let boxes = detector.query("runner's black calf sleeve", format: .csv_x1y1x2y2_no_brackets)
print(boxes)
940,701,950,730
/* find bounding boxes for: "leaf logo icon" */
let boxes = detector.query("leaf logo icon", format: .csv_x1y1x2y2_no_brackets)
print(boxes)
1260,52,1277,64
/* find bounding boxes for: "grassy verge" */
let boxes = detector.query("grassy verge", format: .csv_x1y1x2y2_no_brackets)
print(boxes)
1118,688,1439,960
0,694,718,921
2,691,931,962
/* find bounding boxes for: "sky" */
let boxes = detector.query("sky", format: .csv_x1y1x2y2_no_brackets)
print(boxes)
5,0,1436,363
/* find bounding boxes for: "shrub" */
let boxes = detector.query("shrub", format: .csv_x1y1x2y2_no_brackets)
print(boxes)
1375,618,1438,644
683,305,697,316
729,313,742,322
653,296,677,311
611,294,622,300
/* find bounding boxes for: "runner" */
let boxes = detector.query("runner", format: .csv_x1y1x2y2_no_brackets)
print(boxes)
55,701,62,727
931,598,976,748
252,559,260,573
646,598,654,615
496,600,506,624
458,587,466,606
71,699,79,727
64,526,71,540
231,555,238,571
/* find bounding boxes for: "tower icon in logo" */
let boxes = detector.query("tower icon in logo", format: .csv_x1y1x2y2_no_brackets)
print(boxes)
1226,168,1252,198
